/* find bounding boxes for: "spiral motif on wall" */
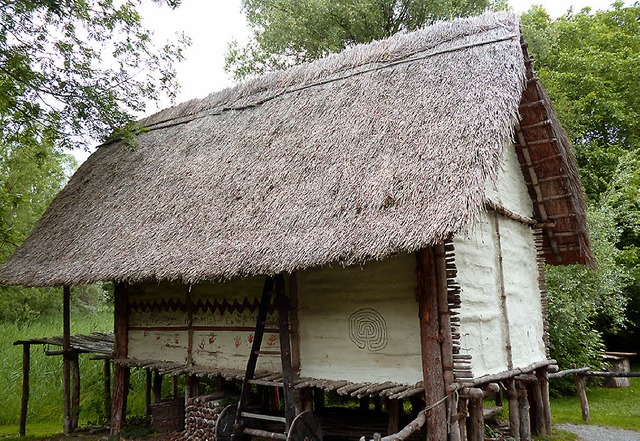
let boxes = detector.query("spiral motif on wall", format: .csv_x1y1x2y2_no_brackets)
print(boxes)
349,308,388,352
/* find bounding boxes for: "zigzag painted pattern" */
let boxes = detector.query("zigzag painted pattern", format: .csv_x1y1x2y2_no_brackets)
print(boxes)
129,297,275,315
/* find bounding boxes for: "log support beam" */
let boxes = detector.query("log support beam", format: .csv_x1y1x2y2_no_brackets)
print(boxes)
111,283,129,434
19,343,30,437
417,248,447,441
63,286,72,435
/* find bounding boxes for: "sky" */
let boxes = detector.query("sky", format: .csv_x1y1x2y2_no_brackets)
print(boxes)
74,0,625,162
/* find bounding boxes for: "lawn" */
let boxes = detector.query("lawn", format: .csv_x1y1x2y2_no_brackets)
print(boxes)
550,373,640,431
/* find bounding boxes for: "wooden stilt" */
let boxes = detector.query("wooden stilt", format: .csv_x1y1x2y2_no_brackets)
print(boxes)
466,388,484,441
374,396,382,413
313,388,324,412
103,360,111,423
528,378,546,436
458,397,468,441
19,343,30,436
63,285,72,435
153,370,162,403
516,381,531,441
387,399,400,435
573,373,590,421
172,376,179,399
536,368,551,435
359,397,370,411
145,370,152,417
507,379,520,441
71,352,80,431
111,283,129,435
417,248,448,441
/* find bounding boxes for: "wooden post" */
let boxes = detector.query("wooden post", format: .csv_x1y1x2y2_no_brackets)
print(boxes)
416,248,447,441
536,368,551,435
111,282,129,435
63,285,72,435
516,381,531,441
145,369,152,417
506,379,520,441
70,352,80,431
458,397,468,441
359,397,370,411
387,399,400,436
314,388,324,412
573,373,590,421
172,376,179,399
19,343,30,436
528,379,546,437
153,370,162,403
103,360,111,423
466,388,484,441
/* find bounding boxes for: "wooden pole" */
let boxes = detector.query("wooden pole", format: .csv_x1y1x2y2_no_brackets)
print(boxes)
19,343,30,436
466,388,484,441
153,370,162,403
416,248,447,441
516,381,531,441
145,369,152,417
103,360,111,423
71,352,80,431
573,373,590,421
63,285,72,435
536,368,551,435
387,399,400,436
172,376,179,399
506,379,520,441
111,282,129,435
527,379,546,437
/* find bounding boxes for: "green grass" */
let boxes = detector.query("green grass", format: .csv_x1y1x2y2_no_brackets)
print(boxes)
550,374,640,430
0,310,181,437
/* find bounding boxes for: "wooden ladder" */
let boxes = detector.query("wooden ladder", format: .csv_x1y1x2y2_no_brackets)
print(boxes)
232,274,296,440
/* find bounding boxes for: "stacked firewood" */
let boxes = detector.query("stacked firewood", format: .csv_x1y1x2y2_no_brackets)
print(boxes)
183,392,226,441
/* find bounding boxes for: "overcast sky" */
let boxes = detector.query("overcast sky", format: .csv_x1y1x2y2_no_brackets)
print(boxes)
74,0,625,161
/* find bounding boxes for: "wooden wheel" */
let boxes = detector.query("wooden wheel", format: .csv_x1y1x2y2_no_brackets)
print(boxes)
214,404,236,441
287,411,322,441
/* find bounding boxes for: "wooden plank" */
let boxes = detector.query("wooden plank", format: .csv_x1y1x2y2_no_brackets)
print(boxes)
63,286,71,435
19,343,30,436
416,248,447,441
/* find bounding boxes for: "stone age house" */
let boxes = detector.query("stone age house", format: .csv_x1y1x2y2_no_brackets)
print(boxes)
0,12,593,441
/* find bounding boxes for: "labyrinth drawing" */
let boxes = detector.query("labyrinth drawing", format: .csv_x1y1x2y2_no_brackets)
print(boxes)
348,308,389,352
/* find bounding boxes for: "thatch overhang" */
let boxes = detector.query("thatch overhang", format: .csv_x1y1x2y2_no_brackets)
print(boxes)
0,12,593,287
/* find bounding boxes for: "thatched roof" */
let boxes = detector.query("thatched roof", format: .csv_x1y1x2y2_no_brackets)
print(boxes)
0,12,593,287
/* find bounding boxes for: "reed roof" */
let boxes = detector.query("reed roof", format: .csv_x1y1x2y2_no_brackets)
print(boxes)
0,12,593,287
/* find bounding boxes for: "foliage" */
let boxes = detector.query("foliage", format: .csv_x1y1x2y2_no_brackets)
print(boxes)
0,0,189,151
546,206,630,378
523,3,640,357
522,2,640,197
225,0,503,80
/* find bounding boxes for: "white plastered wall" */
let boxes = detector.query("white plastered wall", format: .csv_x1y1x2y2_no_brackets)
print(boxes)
297,253,423,384
127,277,280,372
454,143,546,378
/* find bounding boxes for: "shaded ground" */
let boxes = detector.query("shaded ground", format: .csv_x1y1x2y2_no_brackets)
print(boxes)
558,423,640,441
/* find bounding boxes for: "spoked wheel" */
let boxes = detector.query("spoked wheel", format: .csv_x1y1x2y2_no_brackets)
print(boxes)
287,411,323,441
214,404,236,441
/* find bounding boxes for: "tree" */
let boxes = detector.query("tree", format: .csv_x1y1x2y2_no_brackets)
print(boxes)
225,0,499,80
522,4,640,358
0,0,188,322
0,0,189,151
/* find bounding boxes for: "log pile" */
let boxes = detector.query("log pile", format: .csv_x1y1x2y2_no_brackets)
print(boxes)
183,393,226,441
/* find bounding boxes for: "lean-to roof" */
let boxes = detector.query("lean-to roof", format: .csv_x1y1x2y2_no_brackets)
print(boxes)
0,12,592,287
